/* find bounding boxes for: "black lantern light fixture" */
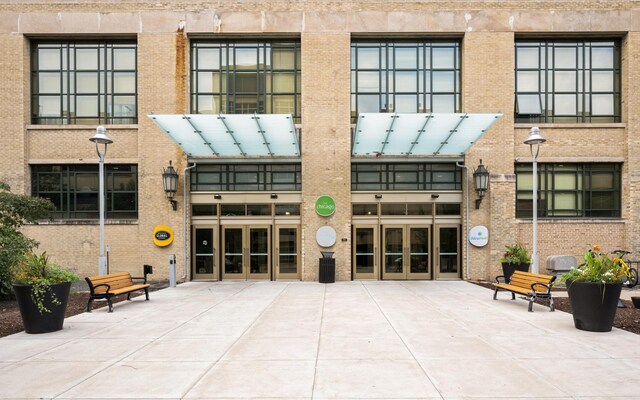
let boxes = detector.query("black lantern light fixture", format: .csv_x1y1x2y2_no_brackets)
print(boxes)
473,159,489,209
162,161,179,210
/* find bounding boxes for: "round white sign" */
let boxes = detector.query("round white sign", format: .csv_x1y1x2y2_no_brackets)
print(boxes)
316,226,337,247
469,225,489,247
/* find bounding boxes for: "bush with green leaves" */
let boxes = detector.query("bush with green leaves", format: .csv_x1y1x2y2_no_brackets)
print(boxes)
499,241,531,265
0,182,55,300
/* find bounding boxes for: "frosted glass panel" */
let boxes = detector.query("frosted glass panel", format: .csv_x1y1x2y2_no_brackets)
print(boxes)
353,112,502,156
149,114,299,157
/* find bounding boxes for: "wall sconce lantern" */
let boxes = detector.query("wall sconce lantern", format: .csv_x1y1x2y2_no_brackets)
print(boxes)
473,159,489,209
162,161,179,210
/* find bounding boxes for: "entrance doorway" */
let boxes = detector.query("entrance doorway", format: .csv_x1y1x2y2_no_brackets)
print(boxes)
353,225,378,279
193,226,216,280
222,225,270,280
434,225,460,279
382,225,431,280
274,226,301,280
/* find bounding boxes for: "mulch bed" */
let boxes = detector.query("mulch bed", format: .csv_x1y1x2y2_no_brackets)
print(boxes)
472,281,640,335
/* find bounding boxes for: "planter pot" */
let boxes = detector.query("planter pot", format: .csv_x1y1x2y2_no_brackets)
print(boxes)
567,281,622,332
501,262,530,283
632,297,640,309
12,282,71,334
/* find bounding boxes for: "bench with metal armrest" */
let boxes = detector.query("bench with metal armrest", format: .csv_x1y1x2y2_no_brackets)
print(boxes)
493,270,556,312
85,265,152,312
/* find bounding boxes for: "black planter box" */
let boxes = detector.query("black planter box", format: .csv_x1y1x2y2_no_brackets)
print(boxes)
567,281,622,332
501,262,530,283
13,282,71,334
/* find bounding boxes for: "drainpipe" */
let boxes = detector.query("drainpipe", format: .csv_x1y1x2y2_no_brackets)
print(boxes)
456,161,470,280
183,162,197,281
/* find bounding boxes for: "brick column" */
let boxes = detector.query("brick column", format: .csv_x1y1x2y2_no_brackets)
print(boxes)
300,32,351,281
462,32,515,280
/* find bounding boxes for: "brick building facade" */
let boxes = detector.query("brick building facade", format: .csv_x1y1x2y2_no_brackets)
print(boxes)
1,1,637,282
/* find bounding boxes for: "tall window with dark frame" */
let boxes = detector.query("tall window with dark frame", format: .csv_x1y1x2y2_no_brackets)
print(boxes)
351,163,462,191
31,165,138,220
515,40,621,123
31,41,137,125
191,164,301,191
350,40,461,122
515,163,621,218
191,40,301,123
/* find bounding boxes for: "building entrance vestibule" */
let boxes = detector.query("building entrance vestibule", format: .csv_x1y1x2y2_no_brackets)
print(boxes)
351,199,462,281
191,201,302,281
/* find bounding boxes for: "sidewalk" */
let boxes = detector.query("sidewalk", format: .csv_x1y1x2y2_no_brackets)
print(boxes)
1,281,639,399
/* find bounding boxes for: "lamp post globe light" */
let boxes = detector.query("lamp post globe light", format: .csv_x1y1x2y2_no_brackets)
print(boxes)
524,127,546,274
89,126,113,276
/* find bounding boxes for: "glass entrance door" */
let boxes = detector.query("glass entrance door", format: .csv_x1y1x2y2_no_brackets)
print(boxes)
435,225,460,279
222,225,271,280
193,227,216,280
382,225,431,280
275,226,300,280
353,226,378,279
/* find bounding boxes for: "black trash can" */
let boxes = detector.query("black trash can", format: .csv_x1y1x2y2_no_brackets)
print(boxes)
319,251,335,283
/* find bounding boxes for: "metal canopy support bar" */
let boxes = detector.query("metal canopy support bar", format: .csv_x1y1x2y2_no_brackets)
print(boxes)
379,113,398,155
217,114,246,156
433,113,468,155
252,113,273,156
182,115,218,156
290,118,300,156
406,113,433,155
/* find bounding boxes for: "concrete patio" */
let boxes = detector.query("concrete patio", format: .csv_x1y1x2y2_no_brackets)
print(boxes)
1,281,639,399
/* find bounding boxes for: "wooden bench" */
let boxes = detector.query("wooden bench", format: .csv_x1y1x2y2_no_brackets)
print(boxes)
85,271,150,312
493,270,556,312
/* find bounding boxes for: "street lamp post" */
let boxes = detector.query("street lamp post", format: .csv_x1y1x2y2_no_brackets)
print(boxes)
90,126,113,275
524,127,546,274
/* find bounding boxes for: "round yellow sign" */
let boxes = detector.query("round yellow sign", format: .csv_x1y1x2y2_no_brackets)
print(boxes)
153,225,174,247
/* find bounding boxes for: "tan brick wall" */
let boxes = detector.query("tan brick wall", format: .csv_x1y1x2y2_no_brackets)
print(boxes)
1,2,639,283
462,32,516,281
0,34,27,193
300,32,351,281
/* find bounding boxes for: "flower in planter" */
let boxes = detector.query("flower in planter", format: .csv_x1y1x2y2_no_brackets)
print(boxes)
498,241,531,265
559,245,630,284
11,252,79,314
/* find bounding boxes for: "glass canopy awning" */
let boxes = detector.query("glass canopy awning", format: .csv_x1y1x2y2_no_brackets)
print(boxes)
352,112,503,156
148,114,299,157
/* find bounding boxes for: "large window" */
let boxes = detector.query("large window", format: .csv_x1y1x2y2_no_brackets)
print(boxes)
515,163,621,218
31,165,137,220
351,40,461,122
191,40,301,123
515,39,621,123
191,164,301,191
351,163,462,191
31,41,137,125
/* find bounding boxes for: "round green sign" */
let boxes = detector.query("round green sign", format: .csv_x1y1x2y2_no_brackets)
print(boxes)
315,195,336,217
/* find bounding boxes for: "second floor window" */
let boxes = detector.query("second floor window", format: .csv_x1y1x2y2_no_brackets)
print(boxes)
515,39,620,123
351,163,462,191
351,40,461,122
31,41,137,125
191,40,301,123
